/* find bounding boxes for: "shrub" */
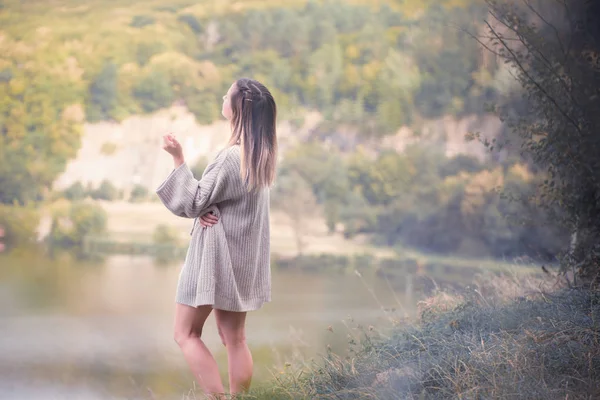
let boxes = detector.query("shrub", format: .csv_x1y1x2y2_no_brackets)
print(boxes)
190,156,208,179
133,69,174,113
153,224,180,247
0,203,40,250
100,142,118,156
152,224,182,264
129,184,149,203
178,14,202,34
63,181,86,201
130,15,155,28
90,180,120,201
48,201,107,249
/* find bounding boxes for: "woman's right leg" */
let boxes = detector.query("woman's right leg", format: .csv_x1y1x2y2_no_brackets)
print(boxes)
214,309,253,394
173,303,225,397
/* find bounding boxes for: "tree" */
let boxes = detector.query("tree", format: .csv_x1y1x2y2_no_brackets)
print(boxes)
278,142,349,233
272,171,318,256
133,69,174,113
86,61,118,122
48,202,107,249
90,180,120,201
190,156,208,179
0,66,83,205
472,0,600,281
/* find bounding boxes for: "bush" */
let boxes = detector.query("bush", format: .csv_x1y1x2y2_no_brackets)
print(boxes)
135,41,165,66
86,62,118,122
100,142,118,156
129,184,149,202
0,68,12,82
133,70,174,113
153,224,180,247
130,15,155,28
190,156,208,179
481,0,600,280
48,201,107,249
178,14,202,34
152,224,181,264
63,181,86,201
90,180,120,201
0,203,40,250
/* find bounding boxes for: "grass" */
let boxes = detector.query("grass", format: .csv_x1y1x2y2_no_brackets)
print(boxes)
234,271,600,399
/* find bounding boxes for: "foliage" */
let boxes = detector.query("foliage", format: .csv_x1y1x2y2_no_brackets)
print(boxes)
0,46,84,204
190,156,208,179
132,69,174,113
272,170,319,255
86,62,118,122
130,15,155,28
0,203,40,250
0,0,500,136
178,13,202,34
277,142,348,234
0,0,504,220
100,142,118,156
275,144,567,260
89,180,120,201
129,184,149,203
473,0,600,280
153,224,180,248
48,201,108,249
62,181,87,201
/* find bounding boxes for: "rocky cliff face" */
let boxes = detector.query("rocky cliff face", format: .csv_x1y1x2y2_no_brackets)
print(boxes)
53,106,320,193
54,107,500,193
380,113,503,161
54,106,222,192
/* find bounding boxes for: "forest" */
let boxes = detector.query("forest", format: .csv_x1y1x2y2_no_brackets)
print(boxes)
0,0,595,266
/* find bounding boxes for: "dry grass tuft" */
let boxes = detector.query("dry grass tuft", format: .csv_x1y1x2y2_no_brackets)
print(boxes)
242,271,600,399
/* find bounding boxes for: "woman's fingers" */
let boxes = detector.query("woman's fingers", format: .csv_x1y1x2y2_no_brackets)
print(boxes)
199,213,219,228
162,133,183,158
205,213,219,224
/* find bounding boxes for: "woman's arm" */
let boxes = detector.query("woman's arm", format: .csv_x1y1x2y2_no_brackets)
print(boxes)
156,135,241,218
155,161,221,218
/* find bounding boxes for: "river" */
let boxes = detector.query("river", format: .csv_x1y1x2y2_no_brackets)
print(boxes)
0,251,420,399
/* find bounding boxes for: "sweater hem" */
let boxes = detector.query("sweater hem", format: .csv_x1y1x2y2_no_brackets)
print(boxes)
176,289,271,312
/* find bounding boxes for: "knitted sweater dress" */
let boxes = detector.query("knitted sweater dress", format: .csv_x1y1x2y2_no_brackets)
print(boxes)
155,145,271,312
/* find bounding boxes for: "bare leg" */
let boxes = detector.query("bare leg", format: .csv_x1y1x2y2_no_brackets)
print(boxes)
214,309,253,395
173,304,225,398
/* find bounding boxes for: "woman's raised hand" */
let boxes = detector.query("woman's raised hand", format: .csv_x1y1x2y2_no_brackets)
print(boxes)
162,133,185,167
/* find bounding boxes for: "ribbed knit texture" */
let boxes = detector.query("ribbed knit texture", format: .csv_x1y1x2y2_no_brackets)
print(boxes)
156,145,271,312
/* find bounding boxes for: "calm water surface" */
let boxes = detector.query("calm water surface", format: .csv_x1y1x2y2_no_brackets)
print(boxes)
0,252,420,399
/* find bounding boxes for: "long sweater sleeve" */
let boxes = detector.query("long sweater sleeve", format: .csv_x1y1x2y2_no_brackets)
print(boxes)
156,147,242,219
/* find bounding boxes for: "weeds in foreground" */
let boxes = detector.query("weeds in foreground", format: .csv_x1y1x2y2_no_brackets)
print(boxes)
239,270,600,399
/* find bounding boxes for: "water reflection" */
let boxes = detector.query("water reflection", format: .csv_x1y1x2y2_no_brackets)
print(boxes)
0,252,419,399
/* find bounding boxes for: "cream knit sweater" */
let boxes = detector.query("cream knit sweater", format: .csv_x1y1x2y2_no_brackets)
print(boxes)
156,145,271,312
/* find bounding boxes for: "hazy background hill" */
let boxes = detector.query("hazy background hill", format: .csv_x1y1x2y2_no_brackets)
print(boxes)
1,0,556,261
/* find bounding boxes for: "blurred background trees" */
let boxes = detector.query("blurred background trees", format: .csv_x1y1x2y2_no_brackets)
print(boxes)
0,0,598,279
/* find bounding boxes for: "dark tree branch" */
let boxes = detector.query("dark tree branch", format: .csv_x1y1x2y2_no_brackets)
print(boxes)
522,0,566,57
483,18,582,137
486,7,580,110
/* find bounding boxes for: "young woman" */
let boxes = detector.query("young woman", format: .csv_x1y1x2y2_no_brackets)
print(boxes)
156,78,277,397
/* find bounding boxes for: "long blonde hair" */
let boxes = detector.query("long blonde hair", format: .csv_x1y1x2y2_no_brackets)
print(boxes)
228,78,278,190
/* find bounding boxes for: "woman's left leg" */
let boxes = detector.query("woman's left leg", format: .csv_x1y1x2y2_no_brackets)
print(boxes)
214,309,253,395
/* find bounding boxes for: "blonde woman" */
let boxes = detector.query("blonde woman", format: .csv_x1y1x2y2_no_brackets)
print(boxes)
157,78,277,397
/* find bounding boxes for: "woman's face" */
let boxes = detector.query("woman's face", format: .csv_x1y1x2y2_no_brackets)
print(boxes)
221,82,237,121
